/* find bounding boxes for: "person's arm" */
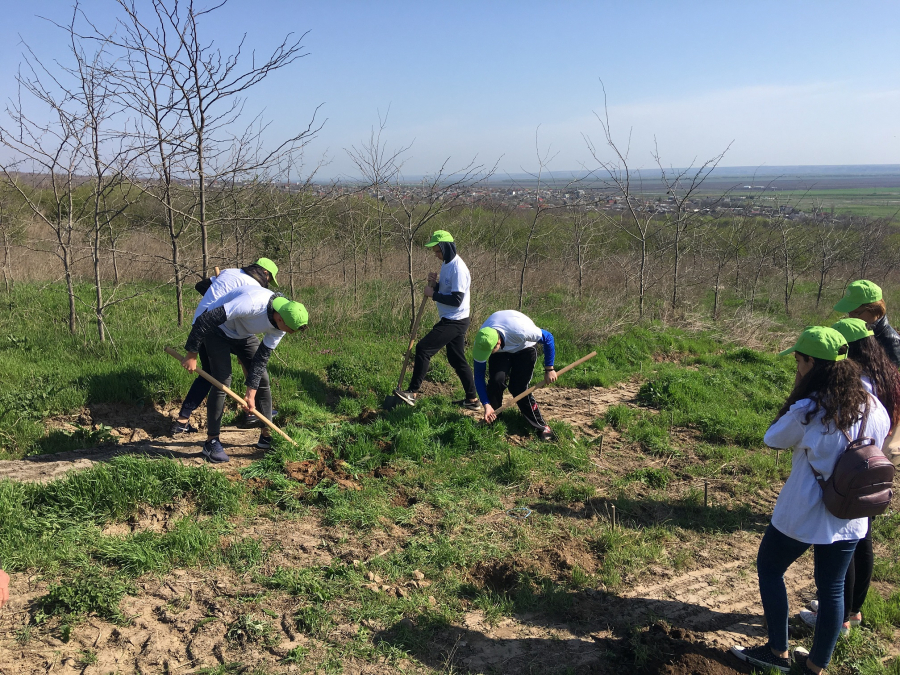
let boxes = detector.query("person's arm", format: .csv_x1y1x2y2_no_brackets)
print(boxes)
763,402,806,449
431,290,465,306
182,306,227,371
0,569,9,608
539,329,557,383
243,345,274,412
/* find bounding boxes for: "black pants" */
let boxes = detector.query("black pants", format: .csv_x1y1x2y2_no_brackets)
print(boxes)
845,518,874,617
487,347,548,432
408,317,477,400
204,329,271,438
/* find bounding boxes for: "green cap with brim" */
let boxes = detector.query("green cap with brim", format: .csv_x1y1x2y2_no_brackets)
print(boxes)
834,280,881,313
425,230,454,248
272,297,308,330
255,257,279,286
778,326,848,361
831,318,875,343
473,327,500,362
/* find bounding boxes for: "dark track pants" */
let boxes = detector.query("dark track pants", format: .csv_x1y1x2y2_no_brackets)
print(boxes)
407,318,477,400
203,329,271,438
487,347,548,432
178,344,212,419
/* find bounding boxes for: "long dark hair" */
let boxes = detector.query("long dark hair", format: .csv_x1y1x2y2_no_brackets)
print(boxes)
776,353,868,432
848,336,900,426
241,263,270,288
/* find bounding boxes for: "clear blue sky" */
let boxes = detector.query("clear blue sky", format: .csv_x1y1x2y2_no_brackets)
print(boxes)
1,1,898,180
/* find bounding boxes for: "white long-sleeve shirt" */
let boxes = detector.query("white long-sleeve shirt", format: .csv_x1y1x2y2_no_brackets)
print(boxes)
764,395,889,544
192,268,261,323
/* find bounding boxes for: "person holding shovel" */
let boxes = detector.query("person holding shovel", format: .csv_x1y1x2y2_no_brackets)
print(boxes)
394,230,480,410
180,285,307,463
172,258,280,434
472,309,557,441
834,280,900,367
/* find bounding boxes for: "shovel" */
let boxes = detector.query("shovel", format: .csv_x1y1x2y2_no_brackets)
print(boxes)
383,290,431,410
491,350,598,415
165,346,297,446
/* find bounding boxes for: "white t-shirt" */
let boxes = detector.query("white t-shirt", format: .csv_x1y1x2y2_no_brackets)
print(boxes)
435,255,471,321
479,310,542,355
764,395,889,544
205,286,286,350
193,268,261,323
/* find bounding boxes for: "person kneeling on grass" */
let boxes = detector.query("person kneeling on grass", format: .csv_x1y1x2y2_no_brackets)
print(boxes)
730,326,889,675
472,310,557,442
180,285,307,463
172,258,280,434
394,230,480,410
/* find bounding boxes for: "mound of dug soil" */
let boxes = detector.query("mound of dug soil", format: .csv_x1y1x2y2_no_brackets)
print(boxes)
285,446,360,491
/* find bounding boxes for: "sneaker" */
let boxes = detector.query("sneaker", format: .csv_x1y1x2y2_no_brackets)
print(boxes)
171,420,198,434
256,435,272,450
454,399,482,411
394,389,417,406
809,599,819,612
799,610,850,637
729,644,791,673
201,437,230,464
792,647,810,671
539,426,555,442
242,409,277,428
847,611,862,627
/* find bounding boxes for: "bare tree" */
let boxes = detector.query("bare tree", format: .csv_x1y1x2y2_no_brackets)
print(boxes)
653,141,730,309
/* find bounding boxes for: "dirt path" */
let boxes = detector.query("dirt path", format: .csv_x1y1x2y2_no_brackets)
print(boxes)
0,384,813,674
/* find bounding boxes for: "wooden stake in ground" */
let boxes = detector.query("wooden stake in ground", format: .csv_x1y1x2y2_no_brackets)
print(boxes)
165,346,297,446
493,351,598,414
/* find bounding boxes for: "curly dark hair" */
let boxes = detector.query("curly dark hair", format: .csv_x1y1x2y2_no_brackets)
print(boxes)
847,336,900,426
776,352,869,432
241,263,271,288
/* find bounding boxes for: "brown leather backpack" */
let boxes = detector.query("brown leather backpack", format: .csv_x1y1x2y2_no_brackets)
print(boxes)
809,406,895,520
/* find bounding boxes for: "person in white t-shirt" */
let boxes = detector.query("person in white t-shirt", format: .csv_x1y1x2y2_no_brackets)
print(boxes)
471,309,558,441
395,231,480,410
731,326,889,675
181,285,307,463
172,258,279,434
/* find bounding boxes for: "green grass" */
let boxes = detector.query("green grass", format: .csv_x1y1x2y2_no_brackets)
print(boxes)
3,280,900,672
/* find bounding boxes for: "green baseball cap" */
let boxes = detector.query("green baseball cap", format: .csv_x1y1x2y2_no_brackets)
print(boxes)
473,327,500,362
831,318,875,344
272,297,308,331
255,258,279,286
834,280,881,313
425,230,454,248
779,326,847,361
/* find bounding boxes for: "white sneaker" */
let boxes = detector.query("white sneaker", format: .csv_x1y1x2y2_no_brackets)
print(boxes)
798,610,850,637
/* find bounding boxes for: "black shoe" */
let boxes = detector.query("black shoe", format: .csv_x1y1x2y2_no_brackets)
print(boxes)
201,437,230,463
256,435,272,450
241,409,277,428
729,644,791,673
539,426,555,442
394,389,417,406
171,420,199,434
454,398,482,411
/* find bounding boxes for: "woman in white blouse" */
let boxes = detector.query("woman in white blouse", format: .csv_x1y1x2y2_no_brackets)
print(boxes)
731,326,889,675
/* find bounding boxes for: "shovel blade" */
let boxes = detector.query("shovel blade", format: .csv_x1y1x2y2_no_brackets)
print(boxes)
382,394,399,411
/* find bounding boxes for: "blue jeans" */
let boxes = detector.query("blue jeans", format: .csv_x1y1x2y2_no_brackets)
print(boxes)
757,524,858,669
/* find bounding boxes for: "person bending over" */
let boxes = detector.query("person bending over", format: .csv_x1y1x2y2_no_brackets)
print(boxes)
472,309,557,441
172,258,280,434
181,285,307,463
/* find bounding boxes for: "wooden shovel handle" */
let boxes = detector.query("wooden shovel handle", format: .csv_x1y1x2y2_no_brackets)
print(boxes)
396,291,432,389
165,346,297,446
493,351,598,414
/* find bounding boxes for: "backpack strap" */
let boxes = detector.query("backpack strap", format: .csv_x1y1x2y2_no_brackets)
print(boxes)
811,401,871,485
